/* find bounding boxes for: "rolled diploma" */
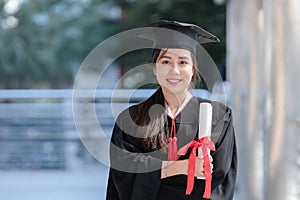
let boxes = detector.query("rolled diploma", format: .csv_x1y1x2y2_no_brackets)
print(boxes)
197,102,212,179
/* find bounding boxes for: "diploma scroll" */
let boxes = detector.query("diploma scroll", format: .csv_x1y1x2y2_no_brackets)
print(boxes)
197,102,213,179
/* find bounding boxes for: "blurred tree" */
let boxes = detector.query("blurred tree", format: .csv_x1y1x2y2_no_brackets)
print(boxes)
0,0,116,88
0,0,225,88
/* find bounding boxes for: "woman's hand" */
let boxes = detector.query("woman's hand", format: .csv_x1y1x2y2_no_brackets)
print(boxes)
194,155,213,178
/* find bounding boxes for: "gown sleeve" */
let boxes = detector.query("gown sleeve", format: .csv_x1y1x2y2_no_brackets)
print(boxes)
210,104,238,200
106,108,163,200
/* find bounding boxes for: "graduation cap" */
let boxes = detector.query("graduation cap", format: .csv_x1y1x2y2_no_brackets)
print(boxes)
138,20,220,54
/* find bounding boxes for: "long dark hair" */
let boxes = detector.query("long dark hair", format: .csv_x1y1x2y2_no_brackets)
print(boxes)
134,87,167,151
135,48,201,151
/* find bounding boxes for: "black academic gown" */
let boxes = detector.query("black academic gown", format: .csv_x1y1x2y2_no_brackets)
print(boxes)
106,89,237,200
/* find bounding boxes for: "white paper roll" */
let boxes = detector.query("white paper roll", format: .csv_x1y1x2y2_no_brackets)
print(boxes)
199,102,213,139
198,102,213,179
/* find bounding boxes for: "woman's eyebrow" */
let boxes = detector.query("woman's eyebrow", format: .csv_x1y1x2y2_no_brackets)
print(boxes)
178,56,190,60
158,56,190,60
158,55,172,60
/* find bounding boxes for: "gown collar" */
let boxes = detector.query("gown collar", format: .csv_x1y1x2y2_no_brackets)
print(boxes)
165,92,194,119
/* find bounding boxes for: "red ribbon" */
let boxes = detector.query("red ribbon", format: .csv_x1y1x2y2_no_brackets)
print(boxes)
177,136,215,199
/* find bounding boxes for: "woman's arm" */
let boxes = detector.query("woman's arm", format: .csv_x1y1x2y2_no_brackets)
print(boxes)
161,160,186,179
107,116,163,200
210,106,237,200
161,156,213,179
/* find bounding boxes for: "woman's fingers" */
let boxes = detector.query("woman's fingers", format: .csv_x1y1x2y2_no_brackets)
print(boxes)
194,156,214,177
208,155,213,173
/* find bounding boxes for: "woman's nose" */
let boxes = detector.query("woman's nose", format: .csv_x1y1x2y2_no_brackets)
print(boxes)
170,63,180,74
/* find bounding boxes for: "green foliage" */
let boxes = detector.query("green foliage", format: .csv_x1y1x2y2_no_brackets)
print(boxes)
0,0,225,88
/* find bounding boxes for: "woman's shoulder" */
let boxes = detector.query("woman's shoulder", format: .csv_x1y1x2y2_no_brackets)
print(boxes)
194,97,232,122
115,104,138,124
119,88,164,117
195,97,231,111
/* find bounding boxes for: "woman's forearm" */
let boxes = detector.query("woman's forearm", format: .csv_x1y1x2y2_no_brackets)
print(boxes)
161,156,210,179
161,160,187,179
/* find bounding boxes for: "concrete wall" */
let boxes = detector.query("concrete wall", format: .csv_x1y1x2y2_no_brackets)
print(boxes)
227,0,300,199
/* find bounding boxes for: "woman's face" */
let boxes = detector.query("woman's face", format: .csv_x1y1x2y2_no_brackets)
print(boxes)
154,48,194,97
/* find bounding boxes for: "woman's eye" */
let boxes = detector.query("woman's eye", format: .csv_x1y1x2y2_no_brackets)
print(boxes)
161,60,169,64
180,61,188,65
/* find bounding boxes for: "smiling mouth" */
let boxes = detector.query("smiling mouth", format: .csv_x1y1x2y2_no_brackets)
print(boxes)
167,79,182,83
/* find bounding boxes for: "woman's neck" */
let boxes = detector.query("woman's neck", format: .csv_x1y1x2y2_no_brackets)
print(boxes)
162,88,188,114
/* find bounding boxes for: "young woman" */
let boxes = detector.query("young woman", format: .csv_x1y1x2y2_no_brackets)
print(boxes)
106,20,237,200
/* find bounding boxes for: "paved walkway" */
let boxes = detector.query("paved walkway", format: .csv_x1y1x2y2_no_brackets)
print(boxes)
0,167,109,200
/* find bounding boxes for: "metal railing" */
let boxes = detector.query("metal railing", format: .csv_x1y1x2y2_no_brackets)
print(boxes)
0,89,210,170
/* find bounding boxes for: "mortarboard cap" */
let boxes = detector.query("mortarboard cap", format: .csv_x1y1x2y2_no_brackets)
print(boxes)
138,20,220,54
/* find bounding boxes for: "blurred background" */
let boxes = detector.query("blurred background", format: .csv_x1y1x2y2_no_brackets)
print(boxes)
0,0,299,200
0,0,226,89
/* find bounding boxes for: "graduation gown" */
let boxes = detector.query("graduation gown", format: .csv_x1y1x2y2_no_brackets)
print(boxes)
106,88,237,200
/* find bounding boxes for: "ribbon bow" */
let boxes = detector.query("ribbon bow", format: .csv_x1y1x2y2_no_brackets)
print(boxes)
177,136,215,199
